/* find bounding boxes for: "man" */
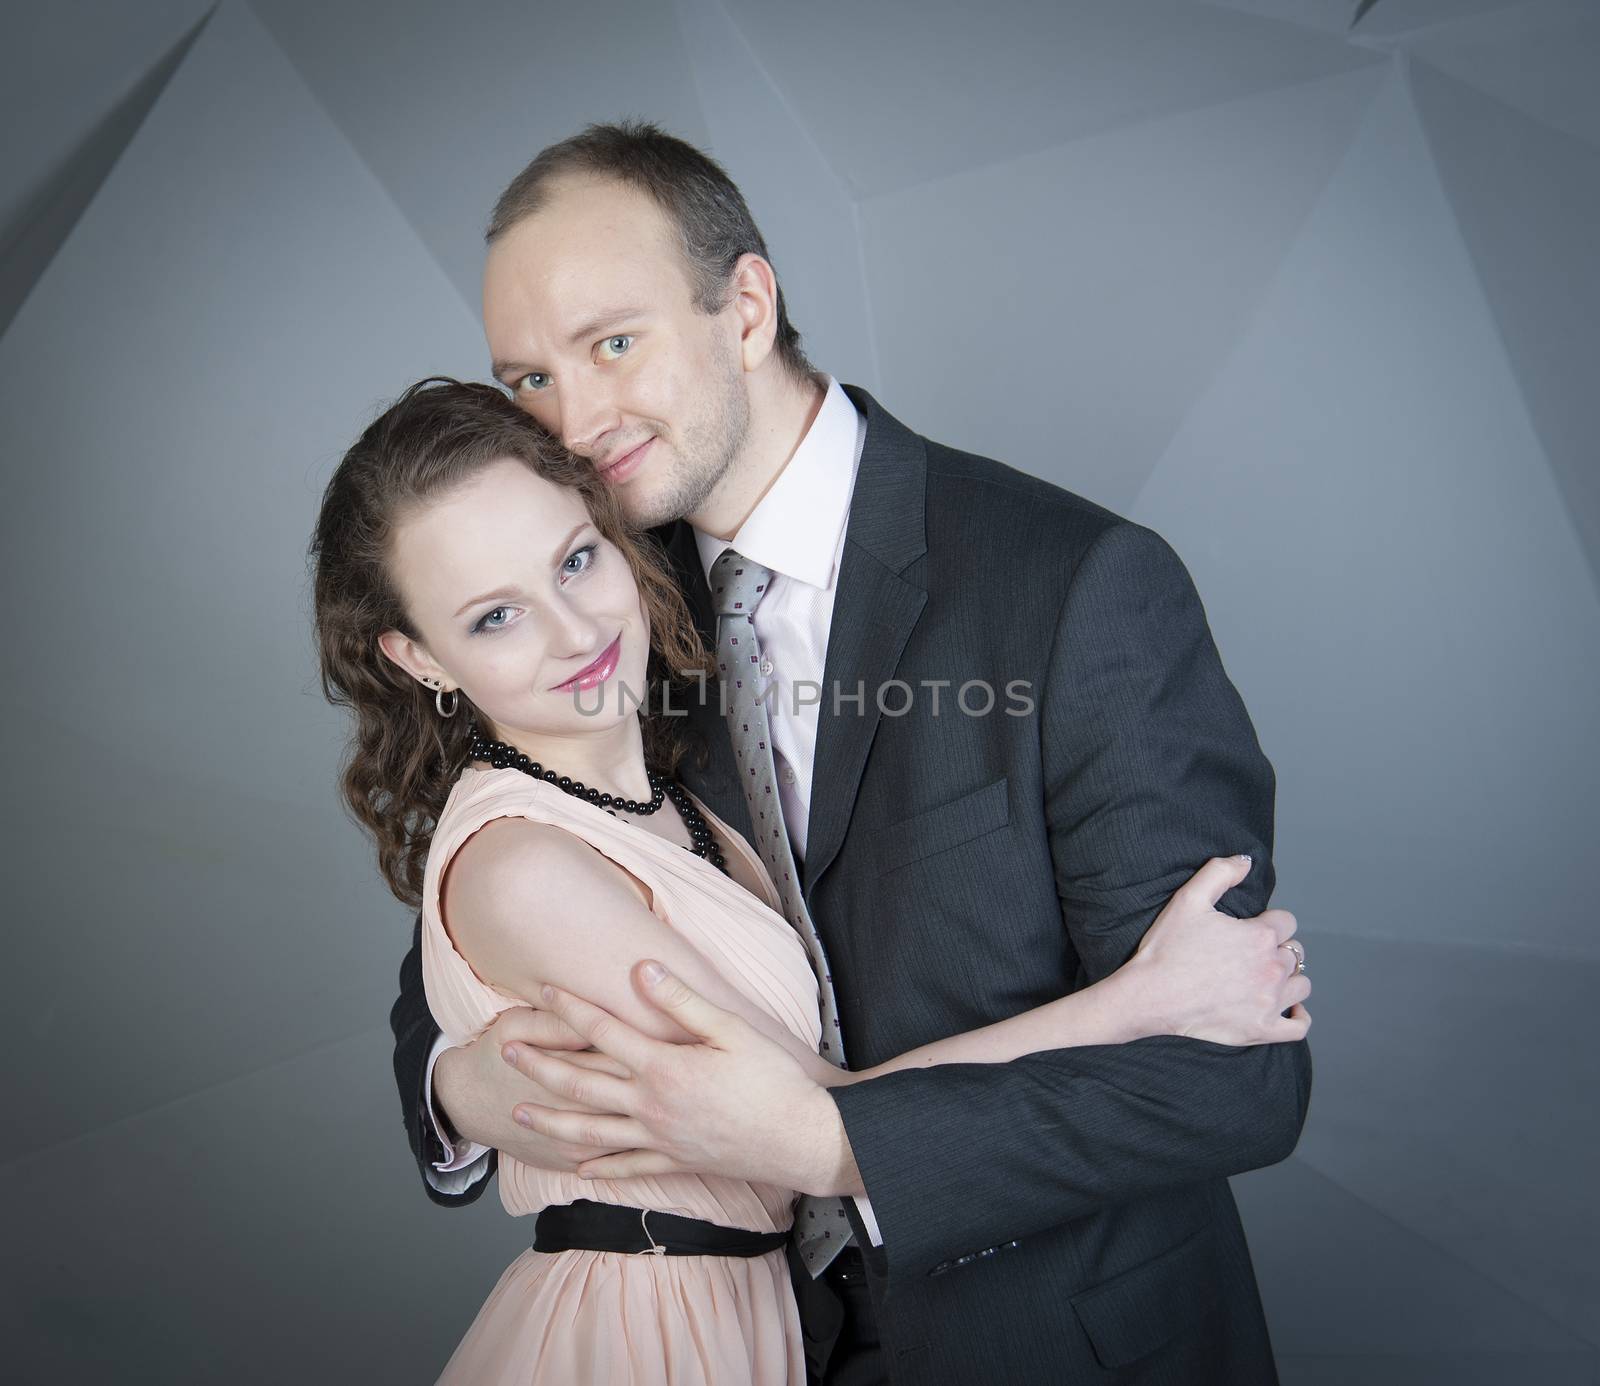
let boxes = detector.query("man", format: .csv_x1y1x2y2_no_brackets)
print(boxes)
389,121,1312,1384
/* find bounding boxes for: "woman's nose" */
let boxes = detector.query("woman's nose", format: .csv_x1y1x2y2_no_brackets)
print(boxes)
543,596,603,658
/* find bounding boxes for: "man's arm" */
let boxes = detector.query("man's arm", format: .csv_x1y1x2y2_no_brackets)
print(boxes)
422,1033,496,1190
390,915,497,1206
829,520,1312,1281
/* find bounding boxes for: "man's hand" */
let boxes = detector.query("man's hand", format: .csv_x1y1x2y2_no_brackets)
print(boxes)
500,961,862,1196
434,1005,630,1172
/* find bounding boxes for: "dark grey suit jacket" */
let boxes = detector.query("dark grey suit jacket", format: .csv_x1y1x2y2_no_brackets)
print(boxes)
388,385,1312,1384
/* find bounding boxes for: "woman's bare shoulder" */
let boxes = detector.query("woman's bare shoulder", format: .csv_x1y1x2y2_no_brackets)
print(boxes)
445,815,648,927
438,813,708,1042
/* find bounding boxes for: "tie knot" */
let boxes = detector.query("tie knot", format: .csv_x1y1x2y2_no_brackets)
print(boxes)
708,549,774,618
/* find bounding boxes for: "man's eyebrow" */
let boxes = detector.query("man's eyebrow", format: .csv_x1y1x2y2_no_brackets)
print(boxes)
565,306,646,347
490,308,645,383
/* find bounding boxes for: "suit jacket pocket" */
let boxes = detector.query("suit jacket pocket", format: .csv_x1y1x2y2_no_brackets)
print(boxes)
1068,1224,1224,1370
878,775,1009,874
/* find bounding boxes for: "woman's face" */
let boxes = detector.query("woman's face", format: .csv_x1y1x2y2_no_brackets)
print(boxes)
379,458,649,745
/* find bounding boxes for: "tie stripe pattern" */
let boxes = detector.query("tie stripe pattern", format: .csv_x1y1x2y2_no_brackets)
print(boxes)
709,548,855,1276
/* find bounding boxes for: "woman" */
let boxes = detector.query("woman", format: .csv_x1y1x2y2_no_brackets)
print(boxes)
310,378,1310,1385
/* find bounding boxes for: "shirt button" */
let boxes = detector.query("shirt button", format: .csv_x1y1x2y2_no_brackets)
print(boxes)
782,764,797,785
759,655,774,677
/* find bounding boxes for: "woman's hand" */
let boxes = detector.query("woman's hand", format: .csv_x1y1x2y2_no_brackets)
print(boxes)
1117,855,1311,1046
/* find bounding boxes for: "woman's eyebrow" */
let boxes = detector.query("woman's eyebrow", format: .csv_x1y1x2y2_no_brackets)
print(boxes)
452,523,589,617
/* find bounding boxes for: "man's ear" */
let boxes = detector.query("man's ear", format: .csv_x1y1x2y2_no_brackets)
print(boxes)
377,627,447,691
728,252,780,373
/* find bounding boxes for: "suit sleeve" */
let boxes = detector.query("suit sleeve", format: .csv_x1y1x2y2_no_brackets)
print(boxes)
391,913,498,1207
829,520,1312,1283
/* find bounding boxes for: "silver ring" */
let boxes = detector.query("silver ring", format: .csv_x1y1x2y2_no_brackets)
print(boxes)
1280,939,1306,975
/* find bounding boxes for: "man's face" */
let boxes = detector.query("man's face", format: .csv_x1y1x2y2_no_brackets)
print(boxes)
483,175,749,528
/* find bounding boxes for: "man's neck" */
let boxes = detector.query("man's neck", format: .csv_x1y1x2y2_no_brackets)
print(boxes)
688,369,828,541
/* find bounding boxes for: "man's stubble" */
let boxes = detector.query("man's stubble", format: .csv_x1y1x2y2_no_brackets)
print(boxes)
628,327,751,530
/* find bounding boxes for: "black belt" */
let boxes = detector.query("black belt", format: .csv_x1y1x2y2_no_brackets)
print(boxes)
532,1199,791,1258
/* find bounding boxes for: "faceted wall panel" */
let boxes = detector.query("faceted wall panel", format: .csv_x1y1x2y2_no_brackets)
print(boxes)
857,64,1384,512
724,0,1380,195
252,0,714,313
1131,67,1600,960
0,0,484,1224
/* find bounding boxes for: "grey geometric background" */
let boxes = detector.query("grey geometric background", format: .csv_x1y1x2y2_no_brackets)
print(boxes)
2,1,1594,1382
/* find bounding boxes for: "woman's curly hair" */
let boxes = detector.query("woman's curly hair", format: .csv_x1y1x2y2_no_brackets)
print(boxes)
309,377,714,909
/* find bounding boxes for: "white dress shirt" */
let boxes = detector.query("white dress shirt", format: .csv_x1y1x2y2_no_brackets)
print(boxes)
423,377,883,1243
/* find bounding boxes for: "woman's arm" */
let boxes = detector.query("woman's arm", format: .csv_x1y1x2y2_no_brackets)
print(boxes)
443,815,823,1065
819,855,1309,1089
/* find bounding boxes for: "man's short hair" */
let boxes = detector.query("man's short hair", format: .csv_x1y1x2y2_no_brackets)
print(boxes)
487,120,812,380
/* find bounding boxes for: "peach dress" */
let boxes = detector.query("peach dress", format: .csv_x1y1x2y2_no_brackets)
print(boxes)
421,765,820,1385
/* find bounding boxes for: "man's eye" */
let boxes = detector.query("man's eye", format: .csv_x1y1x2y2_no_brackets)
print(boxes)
517,372,551,392
596,335,633,362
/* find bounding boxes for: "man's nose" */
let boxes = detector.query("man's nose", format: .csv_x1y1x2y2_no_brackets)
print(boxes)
559,377,620,459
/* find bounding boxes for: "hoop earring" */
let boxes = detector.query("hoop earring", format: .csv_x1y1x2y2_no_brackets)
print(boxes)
427,679,458,718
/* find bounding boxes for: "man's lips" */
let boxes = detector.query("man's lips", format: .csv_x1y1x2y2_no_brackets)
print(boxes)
550,634,622,692
598,436,653,485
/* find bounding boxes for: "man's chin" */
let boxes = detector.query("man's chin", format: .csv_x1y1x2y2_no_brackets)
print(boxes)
615,477,689,530
614,448,723,529
618,492,677,529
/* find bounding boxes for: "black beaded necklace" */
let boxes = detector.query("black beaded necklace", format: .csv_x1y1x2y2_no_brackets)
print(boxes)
465,723,727,875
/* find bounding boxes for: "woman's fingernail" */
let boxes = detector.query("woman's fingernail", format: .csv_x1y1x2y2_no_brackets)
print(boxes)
514,1109,533,1127
1234,854,1252,865
502,1044,519,1065
540,984,555,1002
641,961,666,984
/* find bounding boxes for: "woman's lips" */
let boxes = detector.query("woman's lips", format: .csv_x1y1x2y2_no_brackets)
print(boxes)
550,634,622,692
599,436,653,485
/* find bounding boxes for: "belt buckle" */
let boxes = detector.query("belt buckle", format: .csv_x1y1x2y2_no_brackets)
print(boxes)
635,1207,667,1256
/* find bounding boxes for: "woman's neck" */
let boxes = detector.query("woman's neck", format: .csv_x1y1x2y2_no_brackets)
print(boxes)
472,713,654,801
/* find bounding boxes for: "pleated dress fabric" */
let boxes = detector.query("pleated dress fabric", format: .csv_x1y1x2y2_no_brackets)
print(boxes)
421,765,821,1385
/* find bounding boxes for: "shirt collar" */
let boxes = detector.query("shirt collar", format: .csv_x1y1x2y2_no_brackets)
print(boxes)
693,375,863,593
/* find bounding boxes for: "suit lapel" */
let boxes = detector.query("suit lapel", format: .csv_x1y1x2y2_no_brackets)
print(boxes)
656,519,750,839
657,518,717,648
654,386,930,897
802,386,928,902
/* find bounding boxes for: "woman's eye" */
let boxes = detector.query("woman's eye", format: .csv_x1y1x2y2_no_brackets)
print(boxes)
472,605,517,635
562,543,598,581
517,372,551,392
596,335,633,362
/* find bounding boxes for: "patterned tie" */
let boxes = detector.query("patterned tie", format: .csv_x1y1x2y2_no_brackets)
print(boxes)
709,548,856,1276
